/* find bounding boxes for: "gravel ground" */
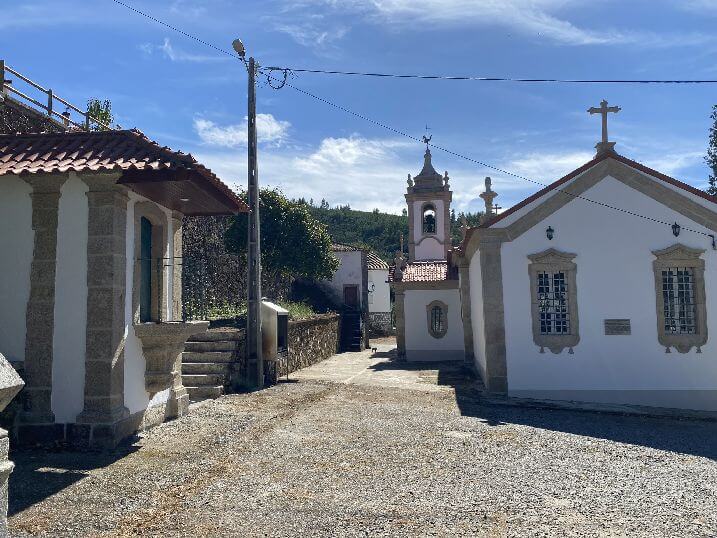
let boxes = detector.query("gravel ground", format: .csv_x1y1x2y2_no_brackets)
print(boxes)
8,344,717,537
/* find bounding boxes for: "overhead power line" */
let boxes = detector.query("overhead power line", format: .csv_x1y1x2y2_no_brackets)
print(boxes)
108,0,716,242
264,67,717,85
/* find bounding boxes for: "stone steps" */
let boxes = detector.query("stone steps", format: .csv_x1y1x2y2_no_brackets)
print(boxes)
185,340,239,352
182,362,231,375
181,332,244,403
183,373,225,386
182,351,235,363
186,385,224,401
190,330,244,342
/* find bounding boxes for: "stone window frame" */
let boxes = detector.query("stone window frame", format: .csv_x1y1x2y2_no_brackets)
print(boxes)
652,244,707,354
133,201,169,324
421,202,437,235
426,300,448,339
528,248,579,354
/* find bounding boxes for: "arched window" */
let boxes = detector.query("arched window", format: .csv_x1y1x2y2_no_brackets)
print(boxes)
426,300,448,339
422,204,436,234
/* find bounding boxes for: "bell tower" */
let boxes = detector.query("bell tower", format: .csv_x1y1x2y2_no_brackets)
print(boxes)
405,144,452,262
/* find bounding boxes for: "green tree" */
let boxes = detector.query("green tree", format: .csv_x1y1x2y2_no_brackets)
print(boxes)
86,98,113,131
225,188,339,281
707,105,717,196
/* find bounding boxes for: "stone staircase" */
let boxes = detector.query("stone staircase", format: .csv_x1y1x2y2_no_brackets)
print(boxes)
181,329,244,402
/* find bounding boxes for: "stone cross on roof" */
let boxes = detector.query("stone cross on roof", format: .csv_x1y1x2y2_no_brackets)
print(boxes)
588,99,621,155
479,176,498,223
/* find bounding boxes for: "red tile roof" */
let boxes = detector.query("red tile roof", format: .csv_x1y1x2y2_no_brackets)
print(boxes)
331,243,360,252
389,261,456,283
366,251,389,270
0,129,247,214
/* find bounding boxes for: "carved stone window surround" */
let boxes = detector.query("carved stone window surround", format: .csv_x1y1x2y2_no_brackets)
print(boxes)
426,300,448,339
528,248,579,354
652,244,707,354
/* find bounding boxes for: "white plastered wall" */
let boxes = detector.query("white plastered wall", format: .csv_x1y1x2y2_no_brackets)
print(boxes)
499,175,717,411
368,269,390,313
123,191,174,415
322,251,364,307
413,199,446,261
404,288,464,361
0,175,33,364
52,175,89,422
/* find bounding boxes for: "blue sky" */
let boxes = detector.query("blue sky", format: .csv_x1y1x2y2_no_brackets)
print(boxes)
4,0,717,214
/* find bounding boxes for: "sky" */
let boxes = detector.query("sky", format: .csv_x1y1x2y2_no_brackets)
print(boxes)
4,0,717,215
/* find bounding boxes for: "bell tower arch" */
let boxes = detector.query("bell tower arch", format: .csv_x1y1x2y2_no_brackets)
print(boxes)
405,147,452,261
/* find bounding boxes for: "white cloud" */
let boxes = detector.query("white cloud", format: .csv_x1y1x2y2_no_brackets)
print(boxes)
275,22,349,48
194,114,291,147
287,0,712,47
139,38,226,63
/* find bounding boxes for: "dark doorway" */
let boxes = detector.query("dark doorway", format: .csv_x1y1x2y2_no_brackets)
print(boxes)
343,285,359,308
139,216,152,322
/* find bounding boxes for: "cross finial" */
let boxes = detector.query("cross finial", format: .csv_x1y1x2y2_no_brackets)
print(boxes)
588,99,621,155
479,176,499,224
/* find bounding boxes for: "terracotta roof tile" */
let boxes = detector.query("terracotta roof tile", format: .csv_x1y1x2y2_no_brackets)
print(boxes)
0,129,247,213
366,251,389,270
389,261,455,283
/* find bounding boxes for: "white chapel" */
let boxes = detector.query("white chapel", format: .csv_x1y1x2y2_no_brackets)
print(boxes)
391,102,717,413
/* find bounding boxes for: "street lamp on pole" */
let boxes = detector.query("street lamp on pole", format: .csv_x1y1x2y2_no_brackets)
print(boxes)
234,38,263,389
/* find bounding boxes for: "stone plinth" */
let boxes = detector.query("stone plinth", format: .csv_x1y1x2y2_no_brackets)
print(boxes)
0,353,25,535
134,321,209,418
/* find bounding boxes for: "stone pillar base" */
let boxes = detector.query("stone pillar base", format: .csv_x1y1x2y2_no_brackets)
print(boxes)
0,429,12,537
167,386,190,419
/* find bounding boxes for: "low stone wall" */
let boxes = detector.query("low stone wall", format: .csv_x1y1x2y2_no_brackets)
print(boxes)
368,312,394,337
279,314,340,377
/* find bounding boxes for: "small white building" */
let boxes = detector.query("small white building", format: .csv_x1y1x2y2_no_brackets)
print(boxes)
393,105,717,414
0,129,246,447
366,251,392,335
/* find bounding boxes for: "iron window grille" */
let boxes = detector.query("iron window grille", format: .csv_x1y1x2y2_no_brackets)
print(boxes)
661,267,697,335
431,306,444,335
537,271,571,335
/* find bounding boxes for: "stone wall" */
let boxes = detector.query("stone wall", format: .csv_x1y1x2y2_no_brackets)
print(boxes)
368,312,394,337
279,314,340,378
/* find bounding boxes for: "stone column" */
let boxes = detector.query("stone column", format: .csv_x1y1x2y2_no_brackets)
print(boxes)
394,288,406,358
171,212,183,321
0,353,24,535
76,176,129,442
479,239,508,393
457,260,475,366
18,175,66,431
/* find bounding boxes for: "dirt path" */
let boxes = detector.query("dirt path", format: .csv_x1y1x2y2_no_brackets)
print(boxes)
9,346,717,537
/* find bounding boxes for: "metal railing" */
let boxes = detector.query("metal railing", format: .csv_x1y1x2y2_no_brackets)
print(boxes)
1,59,114,131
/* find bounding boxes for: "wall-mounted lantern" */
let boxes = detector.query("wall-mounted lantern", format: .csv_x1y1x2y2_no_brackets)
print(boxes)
671,222,681,237
546,226,555,241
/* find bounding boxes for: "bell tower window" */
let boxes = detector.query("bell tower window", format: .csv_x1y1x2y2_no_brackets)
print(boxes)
422,204,436,234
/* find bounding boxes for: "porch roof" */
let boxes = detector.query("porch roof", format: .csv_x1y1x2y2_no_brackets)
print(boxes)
0,129,247,215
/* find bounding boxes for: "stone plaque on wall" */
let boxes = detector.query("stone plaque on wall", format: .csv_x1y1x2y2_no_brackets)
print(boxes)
604,319,631,335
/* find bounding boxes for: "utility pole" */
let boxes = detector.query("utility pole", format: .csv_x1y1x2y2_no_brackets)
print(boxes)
234,40,263,389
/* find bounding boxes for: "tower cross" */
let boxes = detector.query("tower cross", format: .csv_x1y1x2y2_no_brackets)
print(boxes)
588,99,621,144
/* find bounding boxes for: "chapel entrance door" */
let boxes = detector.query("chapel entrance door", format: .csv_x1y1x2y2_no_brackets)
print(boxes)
344,285,359,309
139,216,153,322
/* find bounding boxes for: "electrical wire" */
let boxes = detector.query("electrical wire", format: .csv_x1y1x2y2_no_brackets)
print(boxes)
263,67,717,85
108,0,716,241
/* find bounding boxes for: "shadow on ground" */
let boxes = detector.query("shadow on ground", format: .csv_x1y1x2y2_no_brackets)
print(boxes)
8,442,140,516
369,348,717,461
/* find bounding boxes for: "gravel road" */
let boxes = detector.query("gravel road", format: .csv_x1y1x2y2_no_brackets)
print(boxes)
8,344,717,537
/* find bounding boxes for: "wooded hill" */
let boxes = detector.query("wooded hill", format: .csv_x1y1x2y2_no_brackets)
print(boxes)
297,199,483,262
